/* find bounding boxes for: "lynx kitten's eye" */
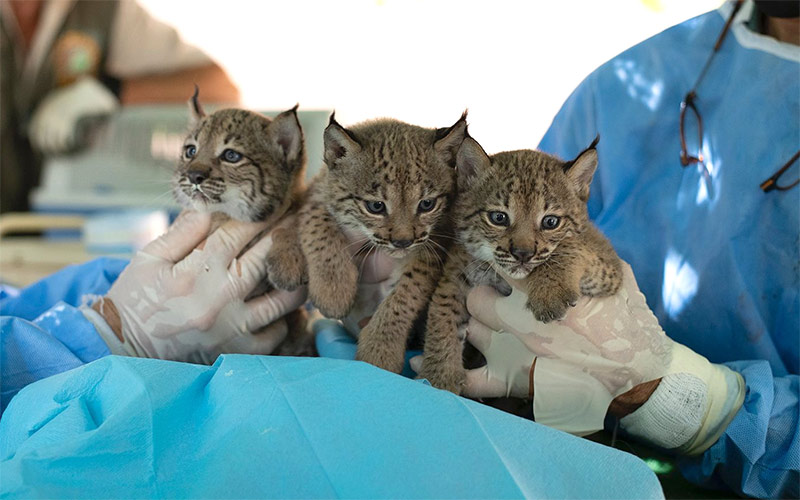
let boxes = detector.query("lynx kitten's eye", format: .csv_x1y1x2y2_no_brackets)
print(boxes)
542,215,561,230
365,200,386,214
221,149,243,163
184,145,197,159
418,199,436,213
488,211,509,226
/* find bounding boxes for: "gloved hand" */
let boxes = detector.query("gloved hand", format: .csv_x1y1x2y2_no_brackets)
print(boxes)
83,211,307,364
460,262,745,455
28,76,119,154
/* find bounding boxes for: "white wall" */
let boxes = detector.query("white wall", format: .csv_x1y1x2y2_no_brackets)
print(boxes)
138,0,722,155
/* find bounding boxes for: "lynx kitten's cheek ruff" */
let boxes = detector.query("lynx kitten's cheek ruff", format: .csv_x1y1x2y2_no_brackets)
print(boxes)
172,88,312,356
421,135,622,394
287,112,469,373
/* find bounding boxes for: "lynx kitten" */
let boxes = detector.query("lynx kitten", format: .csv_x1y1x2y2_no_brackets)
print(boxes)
271,113,468,373
420,135,622,393
173,88,310,354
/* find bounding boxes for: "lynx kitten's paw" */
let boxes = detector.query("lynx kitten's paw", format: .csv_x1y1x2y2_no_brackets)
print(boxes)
308,260,358,319
356,318,406,374
418,362,466,395
266,247,308,291
527,284,580,323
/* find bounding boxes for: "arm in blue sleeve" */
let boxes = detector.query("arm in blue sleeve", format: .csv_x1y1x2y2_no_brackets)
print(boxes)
0,258,129,414
679,361,799,498
1,304,110,414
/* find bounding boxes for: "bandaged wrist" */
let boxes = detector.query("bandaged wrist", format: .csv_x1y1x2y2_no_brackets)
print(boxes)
619,344,745,454
80,304,136,357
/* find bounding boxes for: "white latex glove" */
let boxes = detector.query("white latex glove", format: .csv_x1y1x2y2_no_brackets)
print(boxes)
338,229,400,337
462,262,745,455
83,211,307,365
28,76,119,154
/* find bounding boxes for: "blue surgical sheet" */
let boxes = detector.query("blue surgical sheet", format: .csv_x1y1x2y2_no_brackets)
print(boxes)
1,354,663,499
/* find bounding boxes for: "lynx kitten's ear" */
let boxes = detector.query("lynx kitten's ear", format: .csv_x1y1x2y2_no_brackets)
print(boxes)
456,135,491,191
188,85,206,127
563,135,600,201
269,104,304,167
433,110,469,168
323,112,361,167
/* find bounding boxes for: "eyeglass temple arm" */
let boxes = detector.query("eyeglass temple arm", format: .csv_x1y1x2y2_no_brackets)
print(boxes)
761,150,800,193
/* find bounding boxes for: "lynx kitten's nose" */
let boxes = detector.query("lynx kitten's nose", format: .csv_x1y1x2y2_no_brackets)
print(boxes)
511,248,534,263
187,170,208,185
392,239,413,249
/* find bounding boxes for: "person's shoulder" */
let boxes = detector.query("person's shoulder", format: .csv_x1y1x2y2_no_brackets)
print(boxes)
590,8,725,85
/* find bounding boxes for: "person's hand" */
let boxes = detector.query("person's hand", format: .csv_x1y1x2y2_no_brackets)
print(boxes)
88,211,306,364
462,262,745,455
28,76,119,154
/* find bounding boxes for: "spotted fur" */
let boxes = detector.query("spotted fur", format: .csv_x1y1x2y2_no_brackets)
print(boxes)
282,113,468,373
420,135,622,393
172,89,312,356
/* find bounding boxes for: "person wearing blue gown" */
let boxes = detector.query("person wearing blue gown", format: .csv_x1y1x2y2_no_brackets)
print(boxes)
462,1,798,498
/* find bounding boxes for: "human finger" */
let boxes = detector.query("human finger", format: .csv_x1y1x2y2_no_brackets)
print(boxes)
465,317,495,355
140,211,213,262
233,233,274,294
409,354,423,374
244,287,307,332
466,285,506,332
462,366,508,399
200,219,270,266
240,319,289,355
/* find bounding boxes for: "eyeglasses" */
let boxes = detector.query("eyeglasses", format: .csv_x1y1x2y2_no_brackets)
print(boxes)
678,1,799,193
760,150,800,192
679,0,742,169
679,91,703,167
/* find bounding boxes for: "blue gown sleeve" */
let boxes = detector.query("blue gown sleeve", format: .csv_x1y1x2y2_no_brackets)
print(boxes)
679,361,799,498
0,258,129,414
537,76,799,498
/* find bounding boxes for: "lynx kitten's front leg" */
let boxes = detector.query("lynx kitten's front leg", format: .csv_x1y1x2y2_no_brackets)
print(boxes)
266,213,308,291
418,249,471,393
300,195,358,319
357,250,443,374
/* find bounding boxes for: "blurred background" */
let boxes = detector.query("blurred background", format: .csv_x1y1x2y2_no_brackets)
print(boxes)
0,0,720,286
139,0,722,152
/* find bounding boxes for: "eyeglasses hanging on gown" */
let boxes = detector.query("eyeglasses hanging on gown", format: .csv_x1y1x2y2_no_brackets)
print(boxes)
679,0,799,193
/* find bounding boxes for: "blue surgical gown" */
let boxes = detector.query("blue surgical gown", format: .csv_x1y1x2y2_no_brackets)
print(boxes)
538,2,799,497
0,258,128,413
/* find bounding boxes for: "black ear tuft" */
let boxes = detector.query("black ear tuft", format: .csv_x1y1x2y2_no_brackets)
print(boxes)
562,134,600,173
563,134,600,201
191,84,205,118
434,111,469,168
188,85,206,127
588,134,600,150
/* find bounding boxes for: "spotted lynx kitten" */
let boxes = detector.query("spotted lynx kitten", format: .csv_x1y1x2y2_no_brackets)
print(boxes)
420,135,622,393
173,88,310,354
270,113,467,373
